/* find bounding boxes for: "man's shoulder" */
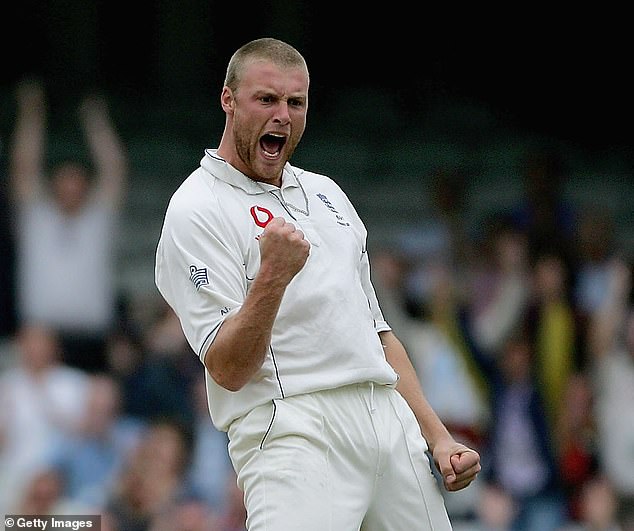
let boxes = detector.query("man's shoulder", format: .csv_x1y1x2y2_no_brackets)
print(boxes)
166,167,220,214
171,166,212,197
163,165,251,235
290,164,347,195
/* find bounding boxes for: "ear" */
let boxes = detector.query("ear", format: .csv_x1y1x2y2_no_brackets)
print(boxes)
220,87,235,114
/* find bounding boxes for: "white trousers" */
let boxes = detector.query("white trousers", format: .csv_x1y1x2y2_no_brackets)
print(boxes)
227,383,453,530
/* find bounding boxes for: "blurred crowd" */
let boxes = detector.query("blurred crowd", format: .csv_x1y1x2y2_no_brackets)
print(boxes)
372,158,634,531
0,79,632,531
0,79,246,531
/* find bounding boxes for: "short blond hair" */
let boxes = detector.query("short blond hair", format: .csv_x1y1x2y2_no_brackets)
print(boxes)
224,38,308,92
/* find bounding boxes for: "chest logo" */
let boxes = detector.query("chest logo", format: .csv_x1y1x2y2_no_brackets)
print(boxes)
250,205,274,228
189,265,209,290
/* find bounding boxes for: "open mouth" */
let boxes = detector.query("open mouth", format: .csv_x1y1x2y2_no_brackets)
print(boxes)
260,133,287,159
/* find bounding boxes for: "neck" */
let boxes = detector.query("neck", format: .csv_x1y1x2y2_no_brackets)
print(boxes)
215,147,283,187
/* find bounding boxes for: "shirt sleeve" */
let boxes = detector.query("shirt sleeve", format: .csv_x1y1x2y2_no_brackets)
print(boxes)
155,192,246,363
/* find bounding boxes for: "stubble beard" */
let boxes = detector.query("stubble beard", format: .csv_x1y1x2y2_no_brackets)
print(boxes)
234,127,287,185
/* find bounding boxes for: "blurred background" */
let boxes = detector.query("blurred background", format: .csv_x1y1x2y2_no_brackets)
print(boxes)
0,2,633,531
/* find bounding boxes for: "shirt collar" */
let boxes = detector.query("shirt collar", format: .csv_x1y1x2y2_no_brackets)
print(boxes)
201,149,300,195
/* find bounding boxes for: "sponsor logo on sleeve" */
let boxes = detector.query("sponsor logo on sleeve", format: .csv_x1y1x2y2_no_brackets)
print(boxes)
189,265,209,290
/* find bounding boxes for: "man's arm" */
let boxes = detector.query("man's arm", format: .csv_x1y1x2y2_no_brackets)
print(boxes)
203,218,310,391
380,329,481,491
79,94,128,207
9,79,46,203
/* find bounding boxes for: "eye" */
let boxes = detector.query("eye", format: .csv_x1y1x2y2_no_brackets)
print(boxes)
288,98,304,108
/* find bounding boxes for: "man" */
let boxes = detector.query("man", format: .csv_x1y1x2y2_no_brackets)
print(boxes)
10,79,127,373
155,37,480,530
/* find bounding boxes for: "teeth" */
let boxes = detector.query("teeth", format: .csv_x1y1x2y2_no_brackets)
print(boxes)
261,133,285,158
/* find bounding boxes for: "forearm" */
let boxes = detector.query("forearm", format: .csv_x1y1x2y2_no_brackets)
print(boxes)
10,82,46,201
473,274,527,351
80,96,127,203
380,330,453,452
204,263,287,391
204,217,309,392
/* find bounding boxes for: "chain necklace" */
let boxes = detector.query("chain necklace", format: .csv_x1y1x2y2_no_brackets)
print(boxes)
212,150,310,217
257,171,310,217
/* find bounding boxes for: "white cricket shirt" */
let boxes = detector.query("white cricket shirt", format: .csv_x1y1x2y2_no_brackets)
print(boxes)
155,150,398,431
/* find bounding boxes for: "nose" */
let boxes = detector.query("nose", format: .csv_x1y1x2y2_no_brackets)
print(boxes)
273,101,291,125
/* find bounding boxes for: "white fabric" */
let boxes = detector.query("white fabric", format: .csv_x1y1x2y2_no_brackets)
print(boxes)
404,321,489,428
595,349,634,495
155,151,398,431
16,197,116,333
227,383,452,531
0,364,89,514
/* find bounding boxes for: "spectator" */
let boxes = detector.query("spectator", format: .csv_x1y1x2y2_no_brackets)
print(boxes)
468,214,531,356
149,496,220,531
453,481,517,531
401,259,489,522
9,78,128,373
558,474,624,531
106,417,195,531
11,467,90,515
141,302,198,426
105,300,197,425
403,259,489,447
572,207,621,369
556,374,599,522
480,332,566,531
0,324,89,515
398,166,471,314
187,373,234,512
105,322,150,419
525,250,580,433
49,373,145,509
573,208,619,318
588,258,634,530
215,474,247,531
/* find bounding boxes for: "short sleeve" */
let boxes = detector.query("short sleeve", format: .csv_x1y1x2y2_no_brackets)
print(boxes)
155,192,247,363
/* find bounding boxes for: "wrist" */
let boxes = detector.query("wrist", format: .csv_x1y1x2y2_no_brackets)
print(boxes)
425,427,454,454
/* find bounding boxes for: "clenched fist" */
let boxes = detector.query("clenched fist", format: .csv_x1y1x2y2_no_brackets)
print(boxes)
258,217,310,285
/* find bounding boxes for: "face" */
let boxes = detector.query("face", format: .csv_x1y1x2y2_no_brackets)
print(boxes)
19,325,59,372
220,59,309,185
52,162,90,215
501,340,531,383
533,255,566,299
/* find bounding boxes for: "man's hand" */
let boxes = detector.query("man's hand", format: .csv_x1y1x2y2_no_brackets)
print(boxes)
433,441,481,492
258,217,310,285
205,217,309,391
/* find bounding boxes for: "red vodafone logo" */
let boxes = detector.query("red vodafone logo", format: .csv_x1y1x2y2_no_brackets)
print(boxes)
250,206,274,228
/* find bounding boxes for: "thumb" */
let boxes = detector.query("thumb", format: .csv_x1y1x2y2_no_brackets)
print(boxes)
436,454,456,484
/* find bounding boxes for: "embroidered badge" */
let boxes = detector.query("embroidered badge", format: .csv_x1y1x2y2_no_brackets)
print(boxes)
189,265,209,290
